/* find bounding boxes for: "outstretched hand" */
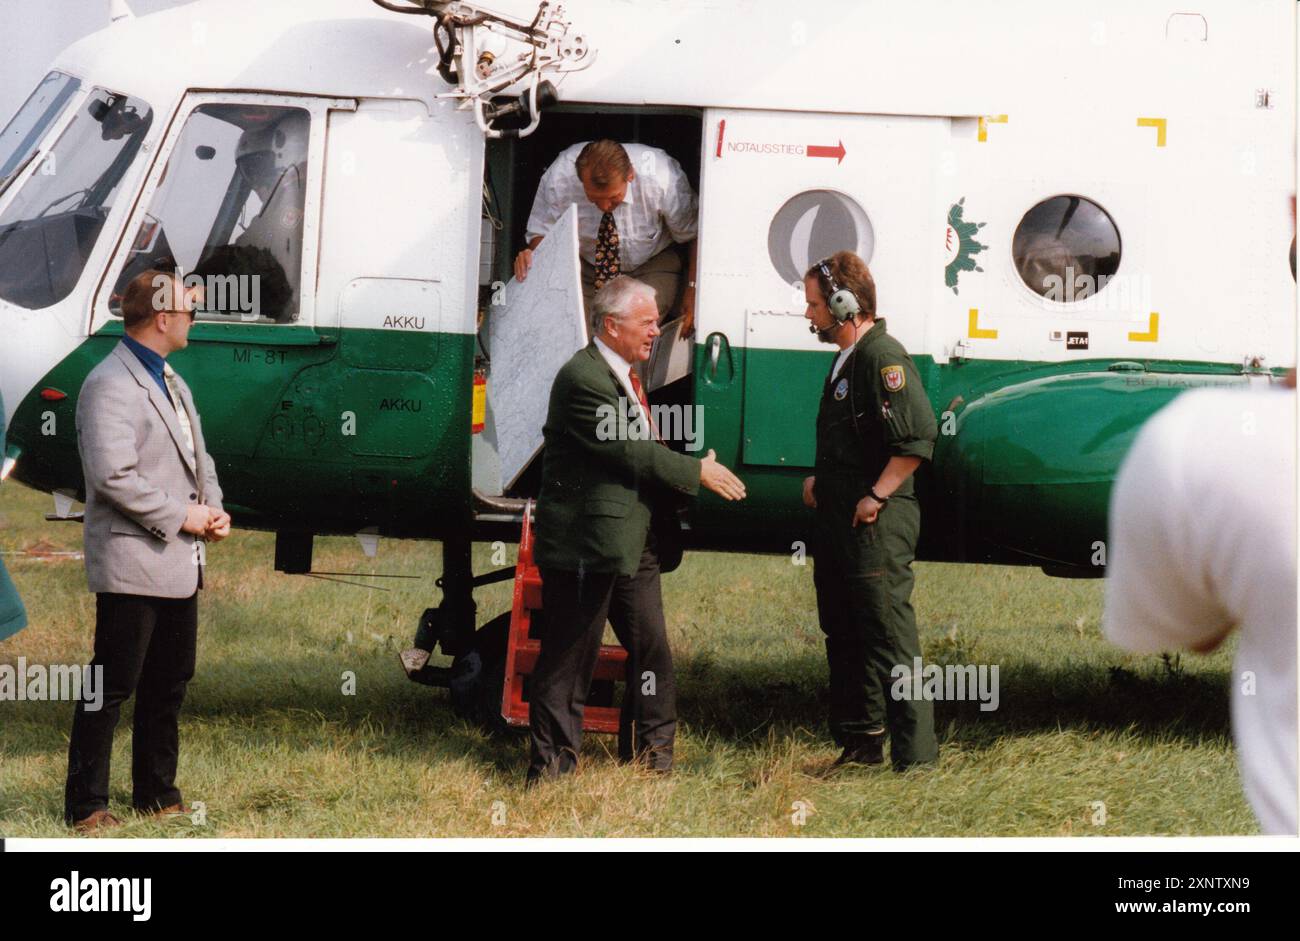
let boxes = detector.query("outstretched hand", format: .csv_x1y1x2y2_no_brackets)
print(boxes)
700,449,746,501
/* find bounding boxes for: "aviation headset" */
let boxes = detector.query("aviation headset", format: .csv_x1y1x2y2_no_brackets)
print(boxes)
816,257,863,323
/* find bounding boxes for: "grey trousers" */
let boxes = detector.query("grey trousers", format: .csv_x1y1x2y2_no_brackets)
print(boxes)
581,245,684,322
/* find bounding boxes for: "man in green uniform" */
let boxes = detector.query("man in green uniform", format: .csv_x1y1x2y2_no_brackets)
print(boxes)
801,251,938,770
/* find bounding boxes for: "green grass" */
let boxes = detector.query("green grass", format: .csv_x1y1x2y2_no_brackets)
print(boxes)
0,480,1252,837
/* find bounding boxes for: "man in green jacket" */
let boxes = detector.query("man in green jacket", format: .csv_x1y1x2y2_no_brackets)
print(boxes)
529,275,745,783
0,390,28,642
801,251,939,771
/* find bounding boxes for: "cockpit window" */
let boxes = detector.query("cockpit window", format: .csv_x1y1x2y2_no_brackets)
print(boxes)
110,104,310,324
0,88,152,310
0,71,81,194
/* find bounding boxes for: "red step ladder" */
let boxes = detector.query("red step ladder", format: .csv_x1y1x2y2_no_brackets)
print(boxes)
500,501,628,733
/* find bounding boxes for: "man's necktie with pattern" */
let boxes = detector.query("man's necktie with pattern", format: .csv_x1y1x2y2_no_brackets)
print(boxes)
594,211,621,289
629,367,663,444
162,363,196,458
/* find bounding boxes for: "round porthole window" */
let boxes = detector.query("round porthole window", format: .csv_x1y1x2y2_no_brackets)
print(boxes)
1012,195,1121,302
768,190,874,287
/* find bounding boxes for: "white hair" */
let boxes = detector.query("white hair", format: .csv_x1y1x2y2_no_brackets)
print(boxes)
591,275,657,336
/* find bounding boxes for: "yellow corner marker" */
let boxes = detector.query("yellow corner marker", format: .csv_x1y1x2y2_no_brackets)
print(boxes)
1137,117,1167,147
977,114,1008,143
1128,312,1159,342
968,308,998,339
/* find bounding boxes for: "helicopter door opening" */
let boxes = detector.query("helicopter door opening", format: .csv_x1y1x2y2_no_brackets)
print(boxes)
474,107,705,499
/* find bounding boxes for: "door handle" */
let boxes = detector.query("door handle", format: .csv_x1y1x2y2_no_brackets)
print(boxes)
703,332,732,386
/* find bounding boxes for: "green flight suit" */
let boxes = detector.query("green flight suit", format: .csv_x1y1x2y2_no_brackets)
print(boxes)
810,317,938,768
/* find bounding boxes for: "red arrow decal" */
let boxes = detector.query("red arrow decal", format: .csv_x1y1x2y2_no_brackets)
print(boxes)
807,140,846,164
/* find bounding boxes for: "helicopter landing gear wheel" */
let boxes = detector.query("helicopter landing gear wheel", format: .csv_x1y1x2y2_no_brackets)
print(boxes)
448,612,513,735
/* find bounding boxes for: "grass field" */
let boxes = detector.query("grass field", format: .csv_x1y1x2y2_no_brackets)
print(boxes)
0,479,1253,838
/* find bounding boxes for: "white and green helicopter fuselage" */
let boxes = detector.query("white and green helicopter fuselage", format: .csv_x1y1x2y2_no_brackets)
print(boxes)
0,0,1293,675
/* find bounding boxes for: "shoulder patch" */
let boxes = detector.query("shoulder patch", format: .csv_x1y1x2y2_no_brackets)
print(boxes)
881,365,906,392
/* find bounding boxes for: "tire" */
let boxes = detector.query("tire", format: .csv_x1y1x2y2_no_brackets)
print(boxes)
448,612,513,736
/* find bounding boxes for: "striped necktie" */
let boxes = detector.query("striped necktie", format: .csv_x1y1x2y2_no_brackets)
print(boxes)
629,368,663,444
162,363,196,457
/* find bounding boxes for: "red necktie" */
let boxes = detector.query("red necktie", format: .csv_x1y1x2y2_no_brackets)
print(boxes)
629,368,662,444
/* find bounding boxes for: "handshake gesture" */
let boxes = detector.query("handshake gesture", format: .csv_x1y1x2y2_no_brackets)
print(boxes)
181,505,232,542
699,449,746,501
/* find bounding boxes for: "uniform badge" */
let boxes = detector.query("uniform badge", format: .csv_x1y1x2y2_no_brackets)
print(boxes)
881,365,905,392
833,377,849,401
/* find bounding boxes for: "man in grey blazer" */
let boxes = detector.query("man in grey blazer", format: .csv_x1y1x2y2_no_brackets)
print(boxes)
64,269,229,833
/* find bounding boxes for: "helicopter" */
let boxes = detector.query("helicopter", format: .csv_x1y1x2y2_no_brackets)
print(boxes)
0,0,1293,718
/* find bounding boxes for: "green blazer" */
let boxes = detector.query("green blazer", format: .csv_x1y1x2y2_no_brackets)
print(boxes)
0,391,28,641
535,342,701,576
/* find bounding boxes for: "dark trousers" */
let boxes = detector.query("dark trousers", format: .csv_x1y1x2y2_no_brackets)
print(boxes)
528,538,677,780
812,493,937,768
64,592,198,822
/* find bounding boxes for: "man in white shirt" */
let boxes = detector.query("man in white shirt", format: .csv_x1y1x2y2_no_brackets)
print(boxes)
1103,381,1297,835
514,139,700,334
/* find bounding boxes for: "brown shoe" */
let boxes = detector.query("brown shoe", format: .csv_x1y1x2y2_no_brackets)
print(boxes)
72,809,123,834
142,803,192,821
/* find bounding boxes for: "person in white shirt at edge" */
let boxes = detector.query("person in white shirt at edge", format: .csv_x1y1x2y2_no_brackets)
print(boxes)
1103,373,1297,835
514,139,700,336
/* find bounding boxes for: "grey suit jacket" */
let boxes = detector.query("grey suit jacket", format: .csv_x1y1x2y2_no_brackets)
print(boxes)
76,341,223,598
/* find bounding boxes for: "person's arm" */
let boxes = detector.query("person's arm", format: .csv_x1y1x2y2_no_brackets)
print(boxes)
77,374,190,540
552,365,743,500
872,456,923,501
679,240,698,336
513,235,544,282
517,160,564,281
658,154,700,332
853,352,936,525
